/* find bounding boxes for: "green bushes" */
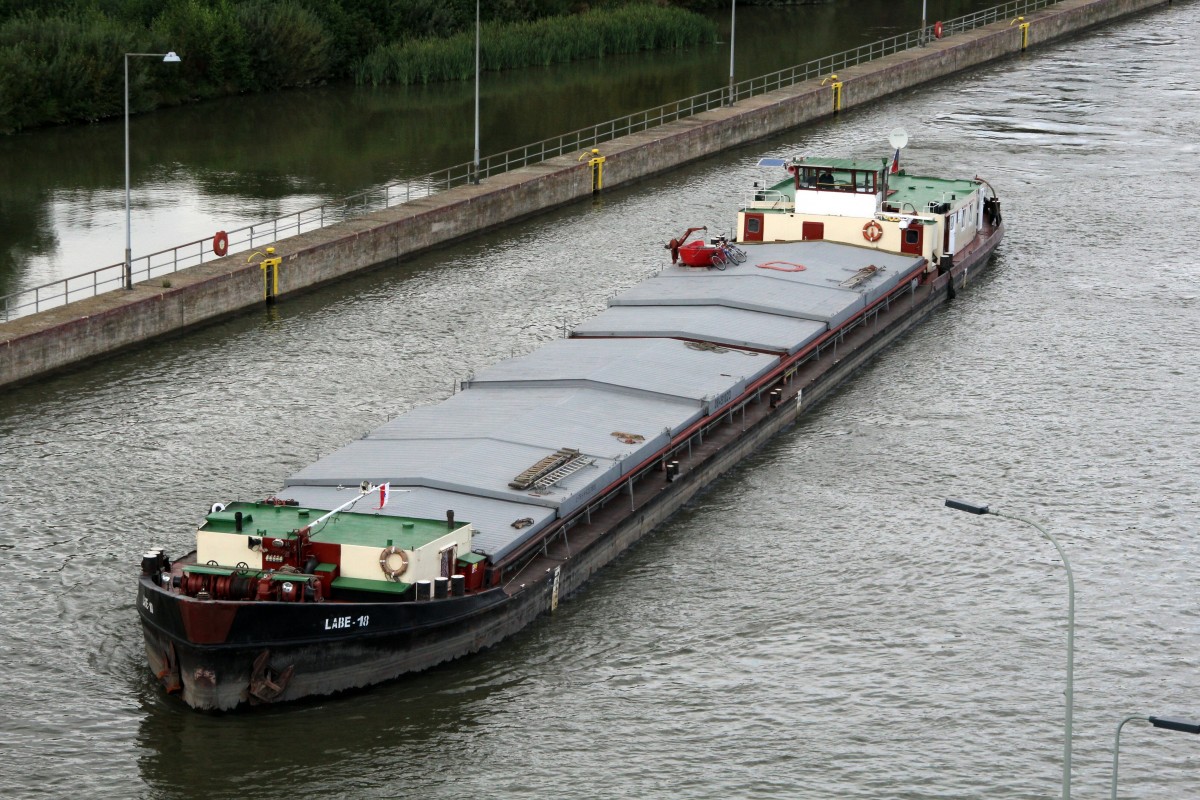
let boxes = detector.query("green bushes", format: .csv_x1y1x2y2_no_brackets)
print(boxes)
354,5,718,86
138,0,330,104
0,0,716,134
235,1,330,92
149,0,249,99
0,10,132,130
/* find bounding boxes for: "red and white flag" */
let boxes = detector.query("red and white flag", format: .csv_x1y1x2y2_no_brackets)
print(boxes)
890,148,901,175
376,482,390,510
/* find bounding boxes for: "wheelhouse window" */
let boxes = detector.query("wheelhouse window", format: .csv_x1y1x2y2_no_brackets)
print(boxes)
798,167,879,193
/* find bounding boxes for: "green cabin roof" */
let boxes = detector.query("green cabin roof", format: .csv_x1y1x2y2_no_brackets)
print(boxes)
793,157,886,172
885,173,982,213
762,161,981,214
202,501,465,550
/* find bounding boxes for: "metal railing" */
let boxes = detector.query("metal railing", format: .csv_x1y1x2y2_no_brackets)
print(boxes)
0,0,1053,323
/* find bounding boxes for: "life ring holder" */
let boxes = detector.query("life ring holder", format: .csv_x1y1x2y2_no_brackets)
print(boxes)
379,546,408,581
934,21,944,39
212,230,229,257
862,220,884,243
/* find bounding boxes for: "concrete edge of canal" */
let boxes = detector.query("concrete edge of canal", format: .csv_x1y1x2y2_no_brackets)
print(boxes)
0,0,1170,389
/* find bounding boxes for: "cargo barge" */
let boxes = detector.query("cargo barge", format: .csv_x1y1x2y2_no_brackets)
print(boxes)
138,136,1004,710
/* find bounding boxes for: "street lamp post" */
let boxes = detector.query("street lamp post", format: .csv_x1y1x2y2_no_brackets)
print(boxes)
124,51,180,290
921,0,928,46
944,498,1075,800
472,0,481,184
728,0,736,105
1112,715,1200,799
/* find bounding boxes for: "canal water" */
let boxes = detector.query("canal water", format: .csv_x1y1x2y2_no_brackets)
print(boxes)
2,2,1199,798
0,0,994,297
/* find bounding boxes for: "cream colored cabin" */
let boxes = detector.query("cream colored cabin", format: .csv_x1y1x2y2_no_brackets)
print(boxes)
196,503,475,585
736,157,988,269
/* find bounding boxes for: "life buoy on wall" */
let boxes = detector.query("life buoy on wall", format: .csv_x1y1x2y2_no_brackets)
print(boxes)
934,21,944,39
862,220,884,243
212,230,229,257
379,546,408,581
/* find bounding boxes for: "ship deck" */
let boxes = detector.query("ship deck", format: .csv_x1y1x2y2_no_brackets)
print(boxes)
505,218,1004,590
278,239,925,563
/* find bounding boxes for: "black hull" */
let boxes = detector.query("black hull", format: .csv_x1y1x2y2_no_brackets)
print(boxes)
140,224,1003,710
139,578,544,710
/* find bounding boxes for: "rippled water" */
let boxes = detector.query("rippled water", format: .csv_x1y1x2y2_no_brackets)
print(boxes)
2,4,1199,798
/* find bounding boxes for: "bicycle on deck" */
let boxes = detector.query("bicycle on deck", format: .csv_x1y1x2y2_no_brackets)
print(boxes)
710,236,747,269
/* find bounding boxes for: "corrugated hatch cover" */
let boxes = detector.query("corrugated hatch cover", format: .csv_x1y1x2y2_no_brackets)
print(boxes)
282,242,919,562
285,339,778,560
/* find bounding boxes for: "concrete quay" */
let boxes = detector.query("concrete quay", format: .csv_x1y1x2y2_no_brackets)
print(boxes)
0,0,1168,389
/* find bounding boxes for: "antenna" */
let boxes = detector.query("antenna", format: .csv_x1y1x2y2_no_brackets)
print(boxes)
888,128,909,151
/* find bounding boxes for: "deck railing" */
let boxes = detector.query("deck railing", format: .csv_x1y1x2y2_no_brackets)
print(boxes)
0,0,1052,323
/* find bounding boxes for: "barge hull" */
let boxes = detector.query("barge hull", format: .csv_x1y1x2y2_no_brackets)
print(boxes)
140,223,1002,710
139,581,547,709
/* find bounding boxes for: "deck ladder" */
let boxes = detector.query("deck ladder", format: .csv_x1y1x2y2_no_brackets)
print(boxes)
510,447,583,490
532,455,595,489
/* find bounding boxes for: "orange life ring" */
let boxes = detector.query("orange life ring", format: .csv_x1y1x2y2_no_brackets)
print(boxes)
862,220,884,243
934,21,944,39
379,545,408,581
212,230,229,257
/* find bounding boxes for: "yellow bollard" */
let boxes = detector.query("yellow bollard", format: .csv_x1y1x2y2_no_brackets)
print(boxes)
821,74,843,114
579,148,606,193
249,246,282,304
1010,16,1030,51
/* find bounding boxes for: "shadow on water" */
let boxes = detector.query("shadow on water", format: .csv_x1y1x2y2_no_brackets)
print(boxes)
134,626,550,799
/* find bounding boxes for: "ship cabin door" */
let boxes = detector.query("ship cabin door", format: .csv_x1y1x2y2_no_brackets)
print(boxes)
743,213,764,242
900,221,923,257
942,212,957,255
439,545,457,578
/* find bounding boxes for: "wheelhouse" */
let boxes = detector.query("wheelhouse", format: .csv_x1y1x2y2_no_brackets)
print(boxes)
736,155,992,268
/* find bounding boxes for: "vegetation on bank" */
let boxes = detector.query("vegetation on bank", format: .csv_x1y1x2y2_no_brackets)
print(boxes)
0,0,718,134
355,6,716,86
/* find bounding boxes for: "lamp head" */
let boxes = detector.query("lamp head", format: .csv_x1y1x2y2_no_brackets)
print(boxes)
1149,717,1200,735
945,498,991,515
163,51,181,63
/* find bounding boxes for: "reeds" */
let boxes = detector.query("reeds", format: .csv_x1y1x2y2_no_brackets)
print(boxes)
354,5,718,87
